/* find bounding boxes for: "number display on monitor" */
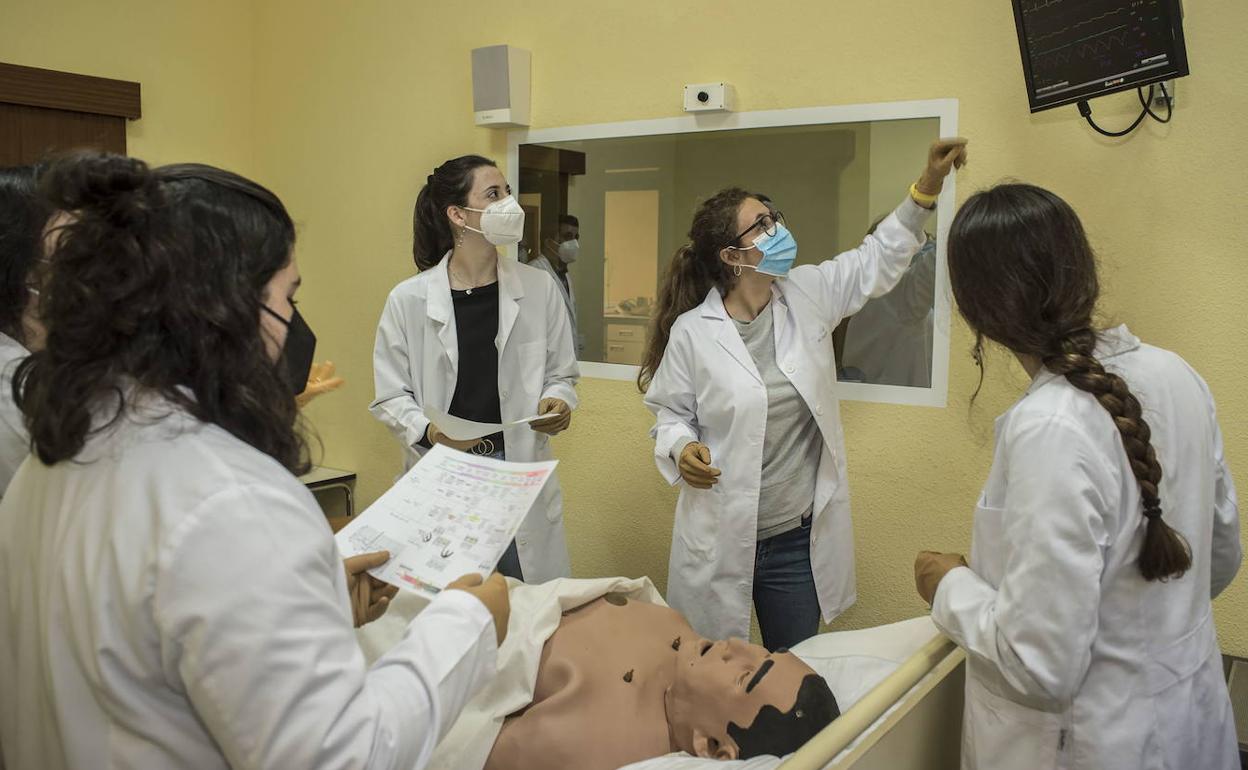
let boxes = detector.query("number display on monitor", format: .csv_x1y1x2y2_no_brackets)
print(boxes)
1012,0,1189,112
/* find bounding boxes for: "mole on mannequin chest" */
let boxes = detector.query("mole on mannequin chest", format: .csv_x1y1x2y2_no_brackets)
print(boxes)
553,594,692,691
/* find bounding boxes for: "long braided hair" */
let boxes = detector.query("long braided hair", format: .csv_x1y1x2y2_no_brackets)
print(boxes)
948,183,1190,581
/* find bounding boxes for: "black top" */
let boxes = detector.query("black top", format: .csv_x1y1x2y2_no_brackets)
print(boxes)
418,281,507,451
448,282,502,425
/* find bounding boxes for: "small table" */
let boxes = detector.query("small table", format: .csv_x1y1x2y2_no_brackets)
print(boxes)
300,466,357,519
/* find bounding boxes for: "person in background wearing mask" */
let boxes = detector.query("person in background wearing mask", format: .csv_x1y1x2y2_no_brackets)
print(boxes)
640,139,968,650
0,153,510,770
371,155,580,582
0,165,50,498
529,214,582,356
914,184,1240,770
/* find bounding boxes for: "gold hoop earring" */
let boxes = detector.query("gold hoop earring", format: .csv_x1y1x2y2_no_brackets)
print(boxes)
733,264,742,278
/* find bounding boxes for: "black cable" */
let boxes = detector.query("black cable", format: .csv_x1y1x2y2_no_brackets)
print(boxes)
1139,81,1173,123
1078,84,1171,137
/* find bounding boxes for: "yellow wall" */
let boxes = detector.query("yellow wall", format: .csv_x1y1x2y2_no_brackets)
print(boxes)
0,0,256,173
7,0,1246,655
254,0,1248,654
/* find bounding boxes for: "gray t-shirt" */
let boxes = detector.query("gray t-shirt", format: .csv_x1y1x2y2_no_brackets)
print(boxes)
732,303,823,539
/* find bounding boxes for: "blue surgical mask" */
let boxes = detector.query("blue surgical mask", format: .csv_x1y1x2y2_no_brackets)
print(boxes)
736,222,798,277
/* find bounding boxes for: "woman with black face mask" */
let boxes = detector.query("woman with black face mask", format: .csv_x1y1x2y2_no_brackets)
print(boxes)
0,153,510,770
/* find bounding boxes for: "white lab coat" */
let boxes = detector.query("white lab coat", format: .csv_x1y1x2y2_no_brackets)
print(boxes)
0,332,29,498
932,326,1242,770
371,254,580,583
529,254,582,355
0,392,498,770
644,197,930,640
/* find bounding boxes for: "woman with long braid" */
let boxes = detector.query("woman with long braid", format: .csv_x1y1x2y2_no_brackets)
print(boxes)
914,184,1241,770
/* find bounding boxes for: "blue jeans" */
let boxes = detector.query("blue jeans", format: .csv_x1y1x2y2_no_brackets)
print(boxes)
496,540,524,581
753,517,820,651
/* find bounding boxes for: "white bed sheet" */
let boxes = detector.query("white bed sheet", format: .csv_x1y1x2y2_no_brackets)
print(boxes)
619,616,939,770
359,580,940,770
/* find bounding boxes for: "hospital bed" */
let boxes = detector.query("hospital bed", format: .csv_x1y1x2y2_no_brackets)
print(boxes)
361,580,965,770
622,616,966,770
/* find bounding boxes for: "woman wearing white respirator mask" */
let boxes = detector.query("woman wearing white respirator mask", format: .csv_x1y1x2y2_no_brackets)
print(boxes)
372,155,579,582
528,214,583,356
640,138,968,649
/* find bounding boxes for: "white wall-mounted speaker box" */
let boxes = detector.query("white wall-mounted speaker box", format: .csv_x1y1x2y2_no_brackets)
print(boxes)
471,45,531,128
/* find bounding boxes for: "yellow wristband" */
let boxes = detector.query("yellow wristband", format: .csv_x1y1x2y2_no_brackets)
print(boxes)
909,182,939,207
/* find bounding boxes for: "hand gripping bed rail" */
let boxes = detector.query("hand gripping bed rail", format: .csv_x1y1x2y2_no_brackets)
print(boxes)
777,633,963,770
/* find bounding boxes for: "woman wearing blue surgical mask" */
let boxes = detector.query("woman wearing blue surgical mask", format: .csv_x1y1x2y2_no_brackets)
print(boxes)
640,139,968,649
371,155,580,582
0,153,511,769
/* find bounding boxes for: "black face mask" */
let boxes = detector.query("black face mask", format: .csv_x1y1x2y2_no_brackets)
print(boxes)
262,304,316,395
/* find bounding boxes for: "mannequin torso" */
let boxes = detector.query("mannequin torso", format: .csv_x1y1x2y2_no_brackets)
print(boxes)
485,596,688,770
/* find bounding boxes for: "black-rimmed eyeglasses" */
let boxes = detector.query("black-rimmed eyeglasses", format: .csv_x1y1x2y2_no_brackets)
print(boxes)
730,210,784,247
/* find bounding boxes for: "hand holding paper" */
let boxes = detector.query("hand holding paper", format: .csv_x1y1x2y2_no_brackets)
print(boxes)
531,398,572,435
334,444,557,598
426,406,551,443
427,423,480,452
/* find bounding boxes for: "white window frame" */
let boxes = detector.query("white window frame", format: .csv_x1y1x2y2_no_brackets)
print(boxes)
507,98,959,407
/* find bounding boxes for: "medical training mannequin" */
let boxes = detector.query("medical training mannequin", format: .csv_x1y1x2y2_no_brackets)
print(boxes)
914,184,1241,770
484,593,839,770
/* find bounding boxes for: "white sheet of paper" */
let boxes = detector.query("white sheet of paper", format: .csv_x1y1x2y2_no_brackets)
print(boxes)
334,444,557,597
424,407,547,441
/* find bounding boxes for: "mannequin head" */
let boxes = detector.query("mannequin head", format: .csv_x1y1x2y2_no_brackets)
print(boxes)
665,637,839,760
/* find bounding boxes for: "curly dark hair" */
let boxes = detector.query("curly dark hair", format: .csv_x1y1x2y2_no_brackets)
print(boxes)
637,187,756,392
14,152,309,473
0,164,51,344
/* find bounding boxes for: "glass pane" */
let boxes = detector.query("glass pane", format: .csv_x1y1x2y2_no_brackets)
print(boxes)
518,116,941,388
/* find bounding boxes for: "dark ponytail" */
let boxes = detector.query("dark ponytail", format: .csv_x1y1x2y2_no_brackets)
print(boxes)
637,187,755,391
948,183,1190,582
412,155,496,270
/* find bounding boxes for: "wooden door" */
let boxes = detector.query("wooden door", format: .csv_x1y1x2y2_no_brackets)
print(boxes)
0,62,140,165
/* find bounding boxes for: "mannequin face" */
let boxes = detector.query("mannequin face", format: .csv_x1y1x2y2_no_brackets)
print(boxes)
666,637,816,760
